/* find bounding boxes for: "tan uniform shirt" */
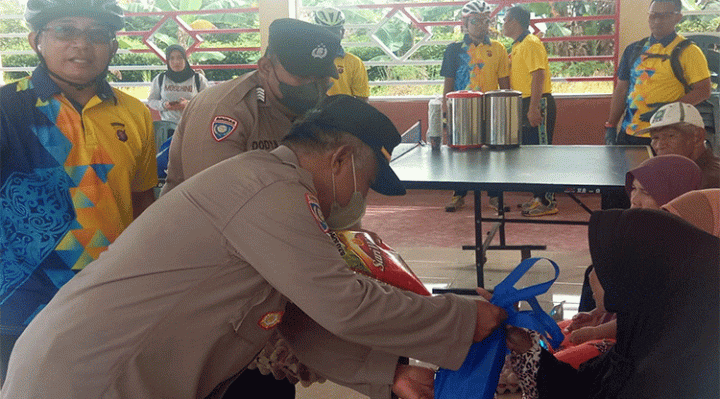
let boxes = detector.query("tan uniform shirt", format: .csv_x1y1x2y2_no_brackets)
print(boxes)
3,147,477,399
161,71,293,193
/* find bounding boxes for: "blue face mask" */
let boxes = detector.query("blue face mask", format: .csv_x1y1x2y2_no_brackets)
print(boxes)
326,154,367,230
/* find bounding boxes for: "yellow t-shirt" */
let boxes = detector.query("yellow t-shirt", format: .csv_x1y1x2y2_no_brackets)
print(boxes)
510,33,552,98
326,52,370,98
623,35,711,137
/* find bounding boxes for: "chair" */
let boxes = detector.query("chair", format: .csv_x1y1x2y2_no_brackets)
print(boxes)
153,120,177,152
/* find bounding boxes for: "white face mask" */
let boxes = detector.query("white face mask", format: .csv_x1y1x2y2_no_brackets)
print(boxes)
325,154,367,230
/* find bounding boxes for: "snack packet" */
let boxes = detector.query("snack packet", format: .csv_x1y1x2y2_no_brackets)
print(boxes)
330,230,430,296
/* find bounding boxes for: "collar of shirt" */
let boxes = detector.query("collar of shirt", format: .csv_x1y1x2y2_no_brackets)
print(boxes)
648,31,678,47
464,34,491,46
31,64,116,104
513,30,531,44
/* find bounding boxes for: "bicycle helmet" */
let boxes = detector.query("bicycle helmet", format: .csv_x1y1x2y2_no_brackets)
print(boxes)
314,7,345,28
25,0,125,31
461,0,491,17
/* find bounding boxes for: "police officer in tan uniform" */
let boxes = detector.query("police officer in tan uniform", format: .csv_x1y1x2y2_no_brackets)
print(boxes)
3,96,507,399
161,18,341,194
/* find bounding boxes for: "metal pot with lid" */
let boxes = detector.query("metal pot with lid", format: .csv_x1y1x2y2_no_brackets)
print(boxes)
483,89,522,148
446,90,483,149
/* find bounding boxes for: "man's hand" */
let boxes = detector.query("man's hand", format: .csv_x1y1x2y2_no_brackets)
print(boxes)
505,326,533,354
473,296,507,342
528,106,542,127
392,364,434,399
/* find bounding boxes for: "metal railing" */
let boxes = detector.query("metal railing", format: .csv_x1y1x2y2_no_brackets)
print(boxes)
298,0,622,86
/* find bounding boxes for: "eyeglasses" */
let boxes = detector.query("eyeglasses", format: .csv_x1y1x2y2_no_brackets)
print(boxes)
41,25,115,44
468,17,490,26
648,11,680,20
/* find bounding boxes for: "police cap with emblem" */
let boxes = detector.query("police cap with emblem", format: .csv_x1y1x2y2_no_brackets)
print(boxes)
268,18,340,79
287,95,407,196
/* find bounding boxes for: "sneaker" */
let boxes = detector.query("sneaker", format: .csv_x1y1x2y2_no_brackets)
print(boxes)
445,195,465,212
519,196,542,211
522,201,559,217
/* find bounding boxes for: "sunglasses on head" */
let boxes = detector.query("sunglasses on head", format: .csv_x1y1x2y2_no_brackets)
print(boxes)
41,25,115,44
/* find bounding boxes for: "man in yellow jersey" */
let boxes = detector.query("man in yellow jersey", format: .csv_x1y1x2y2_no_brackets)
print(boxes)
441,0,510,212
0,0,157,382
605,0,710,147
503,5,558,217
601,0,710,209
314,7,370,102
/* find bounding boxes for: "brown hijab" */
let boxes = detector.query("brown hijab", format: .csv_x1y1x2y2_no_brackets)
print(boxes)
662,188,720,238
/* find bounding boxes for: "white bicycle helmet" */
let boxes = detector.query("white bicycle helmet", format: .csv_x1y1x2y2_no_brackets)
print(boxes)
314,7,345,28
461,0,491,17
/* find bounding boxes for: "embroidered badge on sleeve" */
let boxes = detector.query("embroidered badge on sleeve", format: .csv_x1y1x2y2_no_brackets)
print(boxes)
305,192,329,234
258,311,284,330
211,115,238,142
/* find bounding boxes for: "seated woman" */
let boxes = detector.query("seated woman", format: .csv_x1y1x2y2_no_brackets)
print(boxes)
557,155,702,368
147,44,209,124
507,207,719,399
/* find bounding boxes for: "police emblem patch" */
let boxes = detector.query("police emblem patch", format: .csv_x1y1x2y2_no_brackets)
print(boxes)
311,43,328,59
211,116,238,142
306,192,329,233
258,311,284,330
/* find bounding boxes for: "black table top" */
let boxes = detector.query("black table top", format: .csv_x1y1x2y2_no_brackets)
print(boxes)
390,143,653,193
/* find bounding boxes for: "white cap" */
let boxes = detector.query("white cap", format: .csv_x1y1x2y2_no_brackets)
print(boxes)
634,102,705,135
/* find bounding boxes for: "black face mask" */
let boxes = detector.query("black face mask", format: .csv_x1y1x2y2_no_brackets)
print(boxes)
273,66,326,115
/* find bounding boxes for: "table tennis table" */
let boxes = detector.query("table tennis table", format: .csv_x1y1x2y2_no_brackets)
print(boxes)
389,143,653,289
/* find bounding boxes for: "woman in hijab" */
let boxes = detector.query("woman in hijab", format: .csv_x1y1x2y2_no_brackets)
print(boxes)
624,154,703,210
662,188,720,238
558,155,703,366
505,207,719,399
147,44,209,123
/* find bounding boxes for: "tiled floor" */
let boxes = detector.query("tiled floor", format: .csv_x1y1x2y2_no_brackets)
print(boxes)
297,189,595,398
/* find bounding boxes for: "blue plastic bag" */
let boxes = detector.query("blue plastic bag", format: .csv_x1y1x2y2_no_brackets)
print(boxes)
434,257,564,399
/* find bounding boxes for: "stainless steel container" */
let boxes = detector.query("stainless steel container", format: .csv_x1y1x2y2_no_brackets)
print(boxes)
446,90,483,148
484,89,522,147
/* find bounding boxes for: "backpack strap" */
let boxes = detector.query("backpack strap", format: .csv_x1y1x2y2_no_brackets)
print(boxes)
194,73,201,92
632,37,694,93
670,38,694,93
630,37,650,67
158,72,165,88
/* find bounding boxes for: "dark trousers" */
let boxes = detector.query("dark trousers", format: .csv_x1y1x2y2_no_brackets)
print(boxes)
222,368,296,398
510,94,558,201
1,334,20,384
601,133,652,209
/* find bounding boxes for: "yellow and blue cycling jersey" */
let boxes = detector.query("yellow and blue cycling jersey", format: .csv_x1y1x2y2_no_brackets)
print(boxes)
618,32,711,137
0,66,157,335
441,34,510,92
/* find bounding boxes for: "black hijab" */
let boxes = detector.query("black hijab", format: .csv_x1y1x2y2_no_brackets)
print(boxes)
164,44,195,83
588,208,719,399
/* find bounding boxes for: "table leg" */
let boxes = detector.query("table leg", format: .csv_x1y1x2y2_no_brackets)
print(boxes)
474,190,484,287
